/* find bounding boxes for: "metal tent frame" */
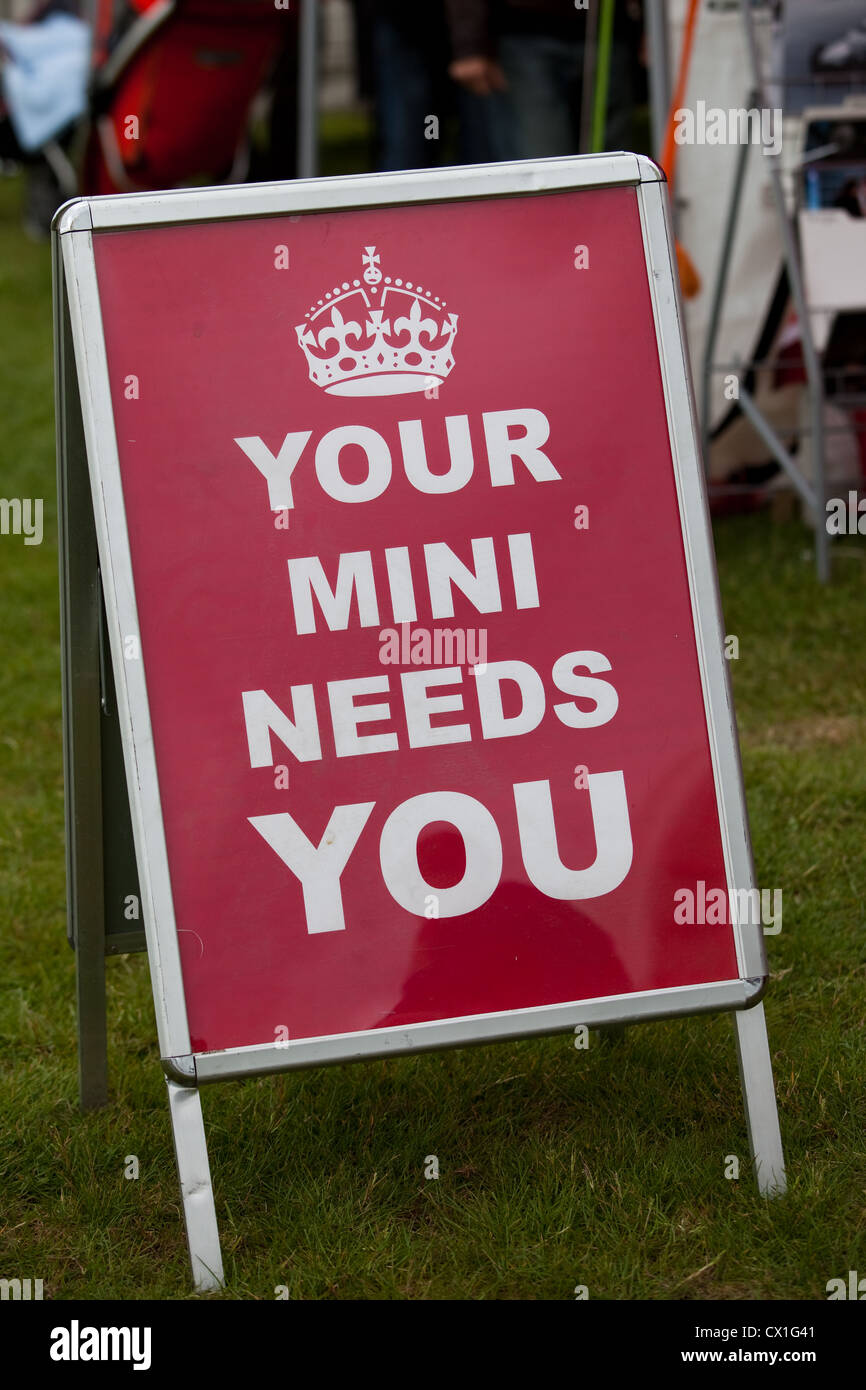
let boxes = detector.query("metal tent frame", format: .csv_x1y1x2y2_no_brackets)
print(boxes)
701,0,833,581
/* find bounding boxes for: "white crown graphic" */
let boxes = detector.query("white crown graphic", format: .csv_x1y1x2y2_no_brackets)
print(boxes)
295,246,458,396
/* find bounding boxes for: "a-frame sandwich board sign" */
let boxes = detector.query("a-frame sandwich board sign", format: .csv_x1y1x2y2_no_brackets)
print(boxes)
53,153,785,1290
55,230,146,1113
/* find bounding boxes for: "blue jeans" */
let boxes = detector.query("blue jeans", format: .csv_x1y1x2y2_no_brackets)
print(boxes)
497,33,635,159
372,18,503,170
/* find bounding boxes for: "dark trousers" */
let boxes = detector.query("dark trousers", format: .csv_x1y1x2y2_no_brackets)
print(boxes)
371,17,505,170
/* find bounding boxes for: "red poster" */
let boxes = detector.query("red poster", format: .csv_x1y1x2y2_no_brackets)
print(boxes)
91,185,738,1055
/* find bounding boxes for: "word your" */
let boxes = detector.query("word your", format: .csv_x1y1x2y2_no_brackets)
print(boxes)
673,881,782,935
49,1322,152,1371
825,491,866,535
235,407,561,513
0,1277,42,1299
674,101,782,157
379,623,487,670
0,497,42,546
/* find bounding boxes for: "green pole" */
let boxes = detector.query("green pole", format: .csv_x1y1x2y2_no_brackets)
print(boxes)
591,0,616,153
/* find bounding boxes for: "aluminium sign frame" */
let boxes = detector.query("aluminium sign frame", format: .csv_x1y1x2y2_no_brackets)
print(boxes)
54,154,785,1287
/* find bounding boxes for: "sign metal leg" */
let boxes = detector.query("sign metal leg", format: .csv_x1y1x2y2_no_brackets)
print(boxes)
57,257,111,1110
166,1080,224,1291
75,916,108,1111
734,1003,786,1197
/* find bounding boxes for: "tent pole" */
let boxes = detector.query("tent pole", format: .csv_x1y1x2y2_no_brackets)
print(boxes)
579,0,600,154
741,0,829,581
646,0,672,163
298,0,319,179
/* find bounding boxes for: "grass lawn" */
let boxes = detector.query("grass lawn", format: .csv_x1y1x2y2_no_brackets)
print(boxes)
1,163,865,1302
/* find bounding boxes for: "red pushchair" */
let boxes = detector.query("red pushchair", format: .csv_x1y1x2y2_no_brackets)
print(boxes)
82,0,291,195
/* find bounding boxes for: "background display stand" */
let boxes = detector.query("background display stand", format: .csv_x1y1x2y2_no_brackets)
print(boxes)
646,0,674,172
662,1,784,1179
702,0,866,583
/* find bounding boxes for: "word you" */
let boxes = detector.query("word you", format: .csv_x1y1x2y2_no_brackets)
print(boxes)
249,769,631,934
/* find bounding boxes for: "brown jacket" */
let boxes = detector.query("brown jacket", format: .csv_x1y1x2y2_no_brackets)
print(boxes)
445,0,642,61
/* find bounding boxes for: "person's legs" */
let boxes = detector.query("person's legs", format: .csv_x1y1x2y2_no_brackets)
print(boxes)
371,19,439,171
261,29,299,182
602,41,636,151
500,32,636,158
455,85,517,164
498,33,579,158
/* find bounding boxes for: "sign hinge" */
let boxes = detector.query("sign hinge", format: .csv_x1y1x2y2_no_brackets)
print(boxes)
163,1054,197,1085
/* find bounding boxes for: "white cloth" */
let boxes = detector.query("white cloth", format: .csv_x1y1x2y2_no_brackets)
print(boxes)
0,14,90,152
